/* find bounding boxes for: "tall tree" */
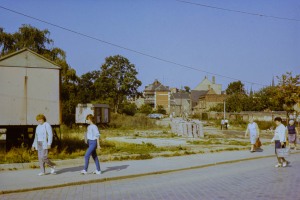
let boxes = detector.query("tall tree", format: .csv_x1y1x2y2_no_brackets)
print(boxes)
226,81,246,95
77,70,101,103
95,55,142,112
225,81,247,112
275,72,300,113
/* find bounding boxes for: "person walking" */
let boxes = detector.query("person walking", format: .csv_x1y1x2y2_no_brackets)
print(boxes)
287,120,298,150
31,114,56,176
271,117,289,168
80,114,102,175
245,118,260,152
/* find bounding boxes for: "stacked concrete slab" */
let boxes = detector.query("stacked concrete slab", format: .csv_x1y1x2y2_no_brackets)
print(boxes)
171,118,204,138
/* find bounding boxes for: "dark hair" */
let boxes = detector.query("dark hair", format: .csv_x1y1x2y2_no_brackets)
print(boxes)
274,117,282,122
86,114,95,123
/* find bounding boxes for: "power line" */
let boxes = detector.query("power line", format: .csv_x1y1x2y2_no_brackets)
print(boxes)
0,5,268,87
176,0,300,22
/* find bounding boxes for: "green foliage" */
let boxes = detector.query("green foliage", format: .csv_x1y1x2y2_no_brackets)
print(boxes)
109,113,157,129
226,81,246,95
184,86,190,93
95,55,142,112
139,104,153,114
4,144,33,163
155,105,167,115
209,103,223,112
225,93,248,112
276,72,300,112
120,102,138,116
77,70,101,103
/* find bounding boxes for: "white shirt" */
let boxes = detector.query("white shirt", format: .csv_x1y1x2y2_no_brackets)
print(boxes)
36,122,52,142
32,122,53,150
86,124,100,140
272,124,286,142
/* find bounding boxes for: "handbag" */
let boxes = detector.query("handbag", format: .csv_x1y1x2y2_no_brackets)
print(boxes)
276,148,290,157
254,138,262,148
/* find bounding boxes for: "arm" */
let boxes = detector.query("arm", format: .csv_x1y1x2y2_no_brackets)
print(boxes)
93,125,101,149
256,123,260,138
31,131,37,151
245,125,249,137
279,126,286,144
46,123,53,148
97,137,101,149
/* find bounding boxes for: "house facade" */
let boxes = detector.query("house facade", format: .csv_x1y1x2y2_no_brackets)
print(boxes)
144,79,170,113
191,76,225,115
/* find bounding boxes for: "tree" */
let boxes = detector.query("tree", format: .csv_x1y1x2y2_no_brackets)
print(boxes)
226,81,246,95
119,102,138,116
0,25,53,56
77,70,101,103
95,55,142,112
275,72,300,113
225,81,247,112
139,104,153,115
253,86,282,111
184,86,190,93
155,105,167,115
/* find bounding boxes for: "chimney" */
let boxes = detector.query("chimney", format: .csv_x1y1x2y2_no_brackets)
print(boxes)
212,76,215,84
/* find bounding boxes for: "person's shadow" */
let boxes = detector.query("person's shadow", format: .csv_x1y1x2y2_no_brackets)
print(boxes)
56,165,129,174
102,165,129,173
56,166,83,174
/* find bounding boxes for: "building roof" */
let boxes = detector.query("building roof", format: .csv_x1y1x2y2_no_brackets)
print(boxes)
172,93,190,99
144,79,169,92
191,90,209,103
0,48,61,70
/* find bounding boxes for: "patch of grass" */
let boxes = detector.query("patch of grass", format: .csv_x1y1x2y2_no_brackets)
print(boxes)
109,113,159,130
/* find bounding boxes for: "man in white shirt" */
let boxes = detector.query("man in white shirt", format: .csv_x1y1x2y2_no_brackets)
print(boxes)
271,117,289,167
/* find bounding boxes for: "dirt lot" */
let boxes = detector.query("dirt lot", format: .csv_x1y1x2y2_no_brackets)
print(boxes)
106,123,274,157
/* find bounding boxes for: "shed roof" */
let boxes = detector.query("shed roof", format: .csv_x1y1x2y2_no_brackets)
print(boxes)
0,48,61,70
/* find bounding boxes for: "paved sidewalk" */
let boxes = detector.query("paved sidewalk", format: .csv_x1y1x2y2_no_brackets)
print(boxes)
0,145,298,194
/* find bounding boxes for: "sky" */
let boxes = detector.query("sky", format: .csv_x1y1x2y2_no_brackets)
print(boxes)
1,0,299,92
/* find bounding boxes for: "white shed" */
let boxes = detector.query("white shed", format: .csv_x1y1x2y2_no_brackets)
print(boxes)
0,48,61,126
76,104,110,124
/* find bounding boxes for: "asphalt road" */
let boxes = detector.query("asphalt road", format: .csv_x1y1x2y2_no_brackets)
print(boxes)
1,153,300,200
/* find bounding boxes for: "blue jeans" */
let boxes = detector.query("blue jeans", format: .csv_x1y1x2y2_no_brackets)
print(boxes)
84,140,101,171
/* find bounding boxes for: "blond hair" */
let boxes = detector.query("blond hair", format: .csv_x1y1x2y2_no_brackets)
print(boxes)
36,114,46,122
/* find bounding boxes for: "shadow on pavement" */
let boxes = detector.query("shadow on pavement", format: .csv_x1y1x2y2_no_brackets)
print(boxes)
102,165,129,173
56,166,83,174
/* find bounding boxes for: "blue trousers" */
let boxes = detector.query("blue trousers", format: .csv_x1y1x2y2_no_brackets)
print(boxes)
84,140,101,171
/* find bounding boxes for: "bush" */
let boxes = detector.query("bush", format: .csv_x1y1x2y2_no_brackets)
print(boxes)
109,113,157,129
139,104,153,115
120,102,137,116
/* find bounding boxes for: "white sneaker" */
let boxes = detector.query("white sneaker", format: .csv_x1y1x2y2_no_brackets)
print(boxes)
80,170,87,175
282,162,287,167
93,170,102,175
38,172,45,176
50,166,56,174
275,163,282,168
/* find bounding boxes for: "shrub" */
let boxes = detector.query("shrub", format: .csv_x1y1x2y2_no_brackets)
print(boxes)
138,104,153,115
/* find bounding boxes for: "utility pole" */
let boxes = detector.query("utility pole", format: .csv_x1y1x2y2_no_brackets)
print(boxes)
223,100,226,120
